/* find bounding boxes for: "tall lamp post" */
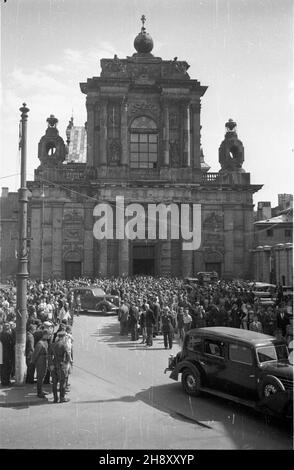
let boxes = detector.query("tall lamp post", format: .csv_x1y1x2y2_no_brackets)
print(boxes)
15,103,29,385
40,185,45,282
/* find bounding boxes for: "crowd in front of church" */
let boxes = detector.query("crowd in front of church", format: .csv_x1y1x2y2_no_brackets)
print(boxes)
0,275,293,396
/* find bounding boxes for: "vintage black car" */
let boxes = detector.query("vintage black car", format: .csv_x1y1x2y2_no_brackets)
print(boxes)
71,286,120,315
165,327,293,419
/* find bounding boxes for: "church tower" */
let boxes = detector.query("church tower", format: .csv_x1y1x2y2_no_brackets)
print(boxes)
80,16,208,177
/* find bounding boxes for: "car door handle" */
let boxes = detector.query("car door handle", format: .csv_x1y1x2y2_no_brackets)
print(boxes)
249,375,255,378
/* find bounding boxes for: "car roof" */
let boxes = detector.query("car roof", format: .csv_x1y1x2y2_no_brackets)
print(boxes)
187,327,277,346
71,286,106,296
249,282,276,288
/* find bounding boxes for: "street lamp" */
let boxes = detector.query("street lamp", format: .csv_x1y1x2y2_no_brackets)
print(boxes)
40,186,45,282
15,103,29,385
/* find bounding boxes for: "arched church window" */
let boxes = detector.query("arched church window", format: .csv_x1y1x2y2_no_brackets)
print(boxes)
130,116,158,168
46,142,57,156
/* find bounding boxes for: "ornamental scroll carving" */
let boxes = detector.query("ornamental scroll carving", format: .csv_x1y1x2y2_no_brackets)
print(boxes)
101,56,127,76
128,101,160,118
162,60,190,79
63,208,84,224
64,228,83,242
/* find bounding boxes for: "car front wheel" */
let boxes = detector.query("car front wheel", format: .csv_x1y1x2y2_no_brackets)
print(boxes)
181,367,202,397
101,304,108,314
260,376,284,399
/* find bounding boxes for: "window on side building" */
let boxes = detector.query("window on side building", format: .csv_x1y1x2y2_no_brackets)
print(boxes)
285,229,292,238
130,116,158,169
266,229,273,237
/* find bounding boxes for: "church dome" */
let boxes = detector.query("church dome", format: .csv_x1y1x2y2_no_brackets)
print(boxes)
134,15,154,54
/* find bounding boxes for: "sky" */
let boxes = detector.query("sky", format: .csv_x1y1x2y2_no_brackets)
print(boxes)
1,0,293,207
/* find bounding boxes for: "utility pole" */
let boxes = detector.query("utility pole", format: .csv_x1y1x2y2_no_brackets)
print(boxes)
15,103,29,385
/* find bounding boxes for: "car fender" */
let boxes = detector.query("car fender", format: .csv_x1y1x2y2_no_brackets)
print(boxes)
257,374,285,400
169,360,205,383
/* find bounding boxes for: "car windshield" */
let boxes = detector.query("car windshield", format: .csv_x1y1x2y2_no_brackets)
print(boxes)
256,344,289,363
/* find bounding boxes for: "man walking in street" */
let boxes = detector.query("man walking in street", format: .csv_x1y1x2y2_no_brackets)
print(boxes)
49,330,71,403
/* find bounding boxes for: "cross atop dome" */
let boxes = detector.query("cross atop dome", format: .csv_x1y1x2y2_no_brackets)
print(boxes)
134,14,154,54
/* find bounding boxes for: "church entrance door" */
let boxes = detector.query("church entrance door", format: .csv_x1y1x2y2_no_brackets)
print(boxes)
132,244,155,276
65,261,82,280
205,262,222,278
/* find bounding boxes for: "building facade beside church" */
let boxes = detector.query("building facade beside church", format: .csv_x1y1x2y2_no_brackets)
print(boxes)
1,19,263,281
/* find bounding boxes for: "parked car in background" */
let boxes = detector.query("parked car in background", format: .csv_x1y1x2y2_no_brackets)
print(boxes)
282,285,293,303
249,282,276,306
165,327,293,420
197,271,219,285
71,286,120,315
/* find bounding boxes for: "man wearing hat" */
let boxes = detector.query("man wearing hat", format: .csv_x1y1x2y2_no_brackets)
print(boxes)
31,329,50,398
49,330,71,403
161,307,174,349
25,323,36,383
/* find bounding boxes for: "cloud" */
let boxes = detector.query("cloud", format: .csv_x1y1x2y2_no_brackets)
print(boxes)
10,68,69,93
63,42,127,74
43,64,64,73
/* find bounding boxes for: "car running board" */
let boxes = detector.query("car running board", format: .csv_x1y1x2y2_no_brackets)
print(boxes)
199,387,258,409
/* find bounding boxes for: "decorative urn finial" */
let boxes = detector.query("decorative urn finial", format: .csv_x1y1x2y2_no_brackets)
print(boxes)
47,114,58,128
225,118,237,133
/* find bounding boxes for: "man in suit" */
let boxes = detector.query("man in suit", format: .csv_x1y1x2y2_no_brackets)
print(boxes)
276,306,290,337
145,304,155,347
49,330,71,403
128,304,139,341
31,329,50,398
25,323,36,383
118,300,129,336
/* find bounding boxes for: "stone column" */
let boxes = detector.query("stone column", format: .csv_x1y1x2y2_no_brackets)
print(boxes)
224,207,234,277
52,204,63,279
98,239,108,276
94,103,100,168
120,100,128,166
160,211,172,275
191,102,201,169
118,239,129,276
99,98,108,165
182,103,191,167
181,204,193,276
86,97,95,166
83,202,94,277
243,204,254,278
163,103,170,166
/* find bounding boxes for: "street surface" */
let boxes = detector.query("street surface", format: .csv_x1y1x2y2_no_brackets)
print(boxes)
0,315,292,449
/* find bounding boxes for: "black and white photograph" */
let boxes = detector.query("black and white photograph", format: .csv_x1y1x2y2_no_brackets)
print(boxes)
0,0,293,456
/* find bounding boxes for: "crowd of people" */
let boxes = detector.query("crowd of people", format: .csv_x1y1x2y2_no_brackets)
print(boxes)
0,279,75,402
0,276,293,397
106,276,293,350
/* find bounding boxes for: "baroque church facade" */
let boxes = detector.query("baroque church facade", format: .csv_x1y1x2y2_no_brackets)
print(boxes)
24,19,262,280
